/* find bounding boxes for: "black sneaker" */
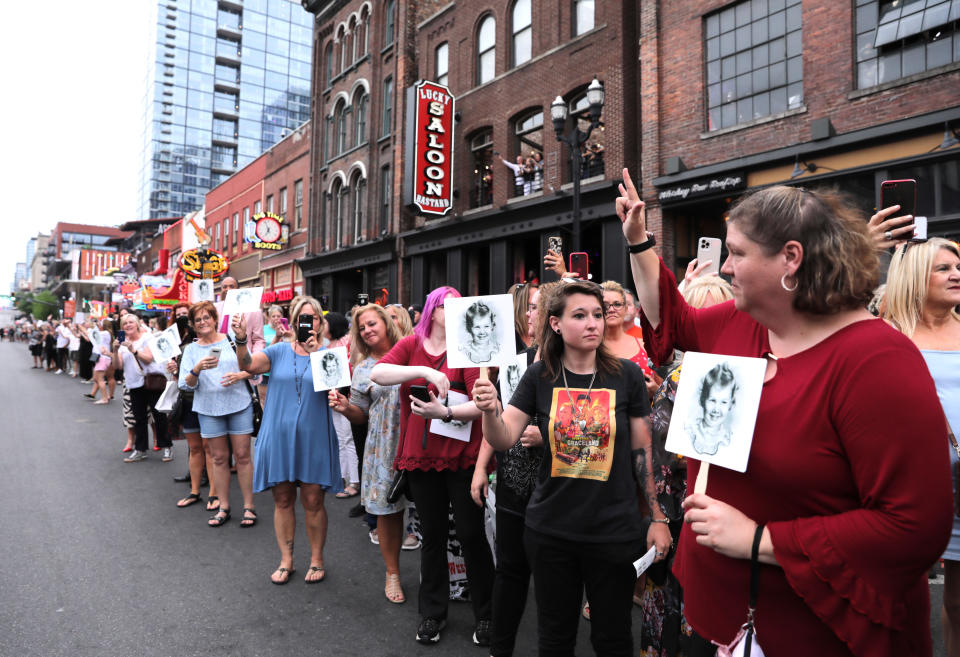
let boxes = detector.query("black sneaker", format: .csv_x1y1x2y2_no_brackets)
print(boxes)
416,618,445,644
472,620,491,647
348,503,366,518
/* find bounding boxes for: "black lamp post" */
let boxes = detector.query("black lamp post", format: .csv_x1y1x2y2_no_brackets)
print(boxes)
550,77,605,253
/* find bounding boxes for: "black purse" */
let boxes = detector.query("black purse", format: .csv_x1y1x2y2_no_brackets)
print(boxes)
227,339,263,437
386,469,409,504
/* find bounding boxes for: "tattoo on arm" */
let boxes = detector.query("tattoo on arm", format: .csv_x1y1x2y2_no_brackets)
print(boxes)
241,352,252,367
632,445,661,516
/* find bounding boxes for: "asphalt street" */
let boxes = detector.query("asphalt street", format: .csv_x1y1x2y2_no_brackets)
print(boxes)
0,341,944,656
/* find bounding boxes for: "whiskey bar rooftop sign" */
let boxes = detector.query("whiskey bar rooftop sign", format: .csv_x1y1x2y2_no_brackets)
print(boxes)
404,80,455,217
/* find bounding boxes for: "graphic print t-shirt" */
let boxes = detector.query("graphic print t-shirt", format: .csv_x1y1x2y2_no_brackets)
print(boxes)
508,359,651,543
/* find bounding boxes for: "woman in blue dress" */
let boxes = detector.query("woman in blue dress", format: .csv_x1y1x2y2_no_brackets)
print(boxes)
233,296,343,585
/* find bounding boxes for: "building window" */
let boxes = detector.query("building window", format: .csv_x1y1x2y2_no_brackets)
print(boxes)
513,110,543,196
325,115,335,161
331,180,345,247
470,129,494,208
233,212,239,245
512,0,532,67
348,17,357,65
254,200,261,216
705,0,803,132
338,25,348,72
216,222,222,250
382,77,393,137
436,42,449,86
352,172,366,243
574,0,595,36
855,0,960,88
354,89,368,146
384,0,395,46
324,41,334,87
379,165,392,235
221,219,227,250
294,180,303,230
266,195,273,213
359,6,370,57
334,100,349,154
477,15,496,85
279,186,288,219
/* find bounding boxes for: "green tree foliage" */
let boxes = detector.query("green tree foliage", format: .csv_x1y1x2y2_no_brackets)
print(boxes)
31,291,61,320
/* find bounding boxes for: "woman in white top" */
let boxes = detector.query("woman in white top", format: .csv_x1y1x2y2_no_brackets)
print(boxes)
112,313,171,463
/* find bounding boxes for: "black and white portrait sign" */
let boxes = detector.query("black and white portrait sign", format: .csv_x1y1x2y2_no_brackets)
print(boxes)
310,346,351,392
148,325,182,364
444,294,516,369
664,352,765,473
192,279,215,302
499,352,527,406
223,286,263,315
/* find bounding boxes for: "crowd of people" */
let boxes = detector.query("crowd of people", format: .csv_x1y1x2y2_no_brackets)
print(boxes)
15,174,960,657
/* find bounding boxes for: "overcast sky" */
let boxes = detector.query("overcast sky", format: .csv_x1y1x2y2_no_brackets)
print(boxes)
0,1,155,294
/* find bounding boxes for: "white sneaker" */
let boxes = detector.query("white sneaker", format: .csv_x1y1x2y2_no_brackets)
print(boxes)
55,369,63,374
402,534,421,550
162,447,174,462
369,529,379,545
124,450,147,463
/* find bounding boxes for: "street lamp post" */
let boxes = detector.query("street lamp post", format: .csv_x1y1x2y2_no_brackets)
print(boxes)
550,78,605,253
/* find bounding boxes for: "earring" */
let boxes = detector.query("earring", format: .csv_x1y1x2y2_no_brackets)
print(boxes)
780,273,798,292
554,328,561,334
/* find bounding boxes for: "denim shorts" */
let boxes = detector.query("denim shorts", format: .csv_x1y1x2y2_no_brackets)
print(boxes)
197,404,253,439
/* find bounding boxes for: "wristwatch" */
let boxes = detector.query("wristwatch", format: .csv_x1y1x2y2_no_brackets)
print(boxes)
445,407,454,423
627,232,657,254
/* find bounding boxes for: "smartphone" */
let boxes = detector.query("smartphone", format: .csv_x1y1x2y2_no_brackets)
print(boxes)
357,293,369,306
569,252,589,280
880,179,917,219
548,235,563,258
279,317,290,332
209,347,222,362
410,384,431,403
116,330,126,344
297,314,314,343
912,216,928,241
696,237,722,276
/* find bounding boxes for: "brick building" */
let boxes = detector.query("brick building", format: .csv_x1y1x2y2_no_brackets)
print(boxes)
640,0,960,275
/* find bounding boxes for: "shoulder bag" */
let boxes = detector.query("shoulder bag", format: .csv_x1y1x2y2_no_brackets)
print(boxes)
133,351,168,392
227,339,263,437
714,524,766,657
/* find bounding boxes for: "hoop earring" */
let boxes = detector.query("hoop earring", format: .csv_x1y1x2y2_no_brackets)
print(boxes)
780,273,798,292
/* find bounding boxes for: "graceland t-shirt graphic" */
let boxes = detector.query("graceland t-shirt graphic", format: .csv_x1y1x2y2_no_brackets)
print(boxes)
548,388,616,481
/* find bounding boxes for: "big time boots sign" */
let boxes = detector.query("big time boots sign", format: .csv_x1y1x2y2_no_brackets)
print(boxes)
403,80,455,217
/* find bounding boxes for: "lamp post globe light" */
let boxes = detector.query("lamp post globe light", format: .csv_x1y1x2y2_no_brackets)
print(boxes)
551,77,604,253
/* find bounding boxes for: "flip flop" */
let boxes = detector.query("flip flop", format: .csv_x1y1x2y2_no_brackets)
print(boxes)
271,567,295,585
240,508,257,528
305,566,326,584
177,492,202,508
206,496,220,511
335,485,359,498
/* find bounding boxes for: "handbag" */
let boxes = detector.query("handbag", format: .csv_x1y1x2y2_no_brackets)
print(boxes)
386,469,409,504
714,524,766,657
133,351,168,392
226,339,263,437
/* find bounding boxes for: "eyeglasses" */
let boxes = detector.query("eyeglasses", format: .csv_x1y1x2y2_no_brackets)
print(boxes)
603,301,625,310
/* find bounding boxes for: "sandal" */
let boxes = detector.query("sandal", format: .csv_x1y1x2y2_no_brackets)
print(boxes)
208,508,231,527
305,565,326,584
206,496,220,511
271,566,295,585
335,485,359,498
385,573,405,604
121,445,133,453
177,492,202,508
240,508,257,528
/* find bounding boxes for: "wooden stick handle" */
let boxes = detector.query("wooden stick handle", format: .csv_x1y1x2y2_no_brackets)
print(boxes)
479,367,489,382
694,461,709,495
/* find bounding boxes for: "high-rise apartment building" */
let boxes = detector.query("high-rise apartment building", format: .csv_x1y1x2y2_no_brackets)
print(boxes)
137,0,314,219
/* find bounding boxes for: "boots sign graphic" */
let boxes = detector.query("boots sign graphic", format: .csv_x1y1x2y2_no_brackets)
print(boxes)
404,80,455,217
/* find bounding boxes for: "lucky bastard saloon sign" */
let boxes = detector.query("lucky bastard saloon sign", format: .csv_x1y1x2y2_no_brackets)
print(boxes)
404,80,455,217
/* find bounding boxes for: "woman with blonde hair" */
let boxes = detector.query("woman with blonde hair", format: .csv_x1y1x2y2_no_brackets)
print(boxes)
600,280,661,397
508,283,537,350
330,304,409,603
386,304,415,337
885,237,960,656
234,296,342,583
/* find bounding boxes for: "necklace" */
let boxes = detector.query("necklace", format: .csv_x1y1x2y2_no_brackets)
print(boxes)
560,360,597,431
293,347,309,404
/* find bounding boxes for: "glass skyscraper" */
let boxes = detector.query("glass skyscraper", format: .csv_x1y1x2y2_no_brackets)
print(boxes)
137,0,313,219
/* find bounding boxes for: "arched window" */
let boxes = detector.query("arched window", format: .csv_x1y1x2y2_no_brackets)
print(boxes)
324,41,334,87
435,42,449,86
338,25,348,72
511,0,532,67
573,0,594,36
358,6,369,57
333,99,348,155
469,129,494,208
353,88,368,147
351,172,366,244
514,109,543,195
331,178,345,247
348,16,357,64
476,15,496,85
384,0,395,46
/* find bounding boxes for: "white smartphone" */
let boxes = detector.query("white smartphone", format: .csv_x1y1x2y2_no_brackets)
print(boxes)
548,235,563,258
912,216,928,241
209,347,222,362
696,237,722,276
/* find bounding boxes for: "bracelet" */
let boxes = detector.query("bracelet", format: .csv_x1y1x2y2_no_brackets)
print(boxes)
627,232,657,254
234,336,247,345
190,369,200,377
651,517,670,524
445,406,454,423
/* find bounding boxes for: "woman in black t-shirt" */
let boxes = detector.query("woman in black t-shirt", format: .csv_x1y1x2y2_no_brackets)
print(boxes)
473,280,672,657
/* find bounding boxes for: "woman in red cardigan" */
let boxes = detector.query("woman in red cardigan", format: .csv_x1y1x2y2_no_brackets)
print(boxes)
618,169,952,657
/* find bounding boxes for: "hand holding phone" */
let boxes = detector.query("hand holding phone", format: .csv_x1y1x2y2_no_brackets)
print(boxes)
569,252,589,280
279,317,290,332
297,314,314,343
880,179,917,219
548,236,563,257
209,347,222,362
696,237,722,277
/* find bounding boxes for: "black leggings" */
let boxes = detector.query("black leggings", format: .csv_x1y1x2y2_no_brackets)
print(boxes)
489,487,532,657
407,468,494,623
129,386,170,452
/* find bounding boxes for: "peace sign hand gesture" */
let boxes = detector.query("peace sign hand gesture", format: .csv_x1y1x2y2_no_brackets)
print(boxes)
617,168,648,244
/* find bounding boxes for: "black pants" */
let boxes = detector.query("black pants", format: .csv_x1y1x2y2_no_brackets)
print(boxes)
407,468,494,624
524,527,643,657
490,488,532,657
56,347,68,370
129,386,170,452
78,340,93,380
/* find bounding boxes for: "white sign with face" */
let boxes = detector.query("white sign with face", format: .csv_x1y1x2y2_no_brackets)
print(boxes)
148,324,183,364
310,346,351,392
664,351,766,473
444,294,516,369
499,352,528,406
192,279,215,302
222,286,263,315
429,390,473,442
